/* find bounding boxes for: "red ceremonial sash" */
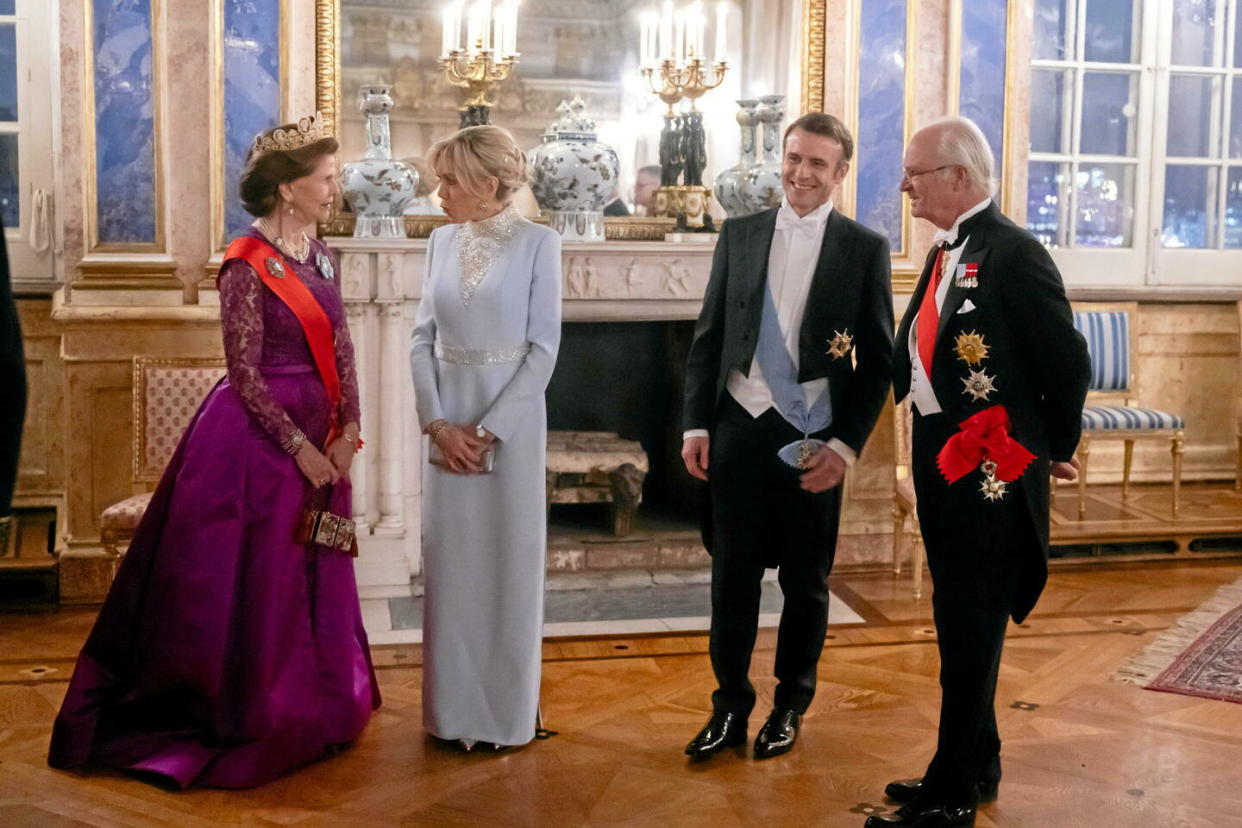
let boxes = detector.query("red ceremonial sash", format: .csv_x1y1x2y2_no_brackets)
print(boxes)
936,405,1036,485
222,236,341,442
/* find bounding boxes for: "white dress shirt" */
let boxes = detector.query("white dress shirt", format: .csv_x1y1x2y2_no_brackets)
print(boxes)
908,197,992,416
685,198,856,465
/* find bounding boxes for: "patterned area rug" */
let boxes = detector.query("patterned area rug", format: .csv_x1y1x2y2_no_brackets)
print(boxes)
1115,576,1242,703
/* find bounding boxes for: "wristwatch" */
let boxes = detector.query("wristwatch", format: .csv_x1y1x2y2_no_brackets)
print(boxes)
475,424,487,438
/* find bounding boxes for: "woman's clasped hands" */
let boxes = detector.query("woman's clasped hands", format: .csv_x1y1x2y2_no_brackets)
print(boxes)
429,420,495,474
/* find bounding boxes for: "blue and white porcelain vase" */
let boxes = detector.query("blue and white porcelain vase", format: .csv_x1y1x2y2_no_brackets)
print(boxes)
738,94,785,215
528,96,620,242
714,99,759,218
340,85,418,239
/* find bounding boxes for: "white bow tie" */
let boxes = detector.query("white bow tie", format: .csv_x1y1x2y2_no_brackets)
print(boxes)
776,212,822,236
933,226,960,247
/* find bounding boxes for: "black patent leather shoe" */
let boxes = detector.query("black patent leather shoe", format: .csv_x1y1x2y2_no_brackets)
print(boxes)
684,711,747,759
863,801,976,827
753,707,801,759
883,777,998,805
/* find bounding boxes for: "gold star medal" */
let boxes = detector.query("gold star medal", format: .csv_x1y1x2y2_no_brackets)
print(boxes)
954,331,989,365
826,329,854,360
961,367,996,401
979,459,1007,501
264,257,286,279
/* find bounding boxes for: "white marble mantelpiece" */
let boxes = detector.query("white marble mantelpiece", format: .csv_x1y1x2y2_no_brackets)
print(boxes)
325,235,718,594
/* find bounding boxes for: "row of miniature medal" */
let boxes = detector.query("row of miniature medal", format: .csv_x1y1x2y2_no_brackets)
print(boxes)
948,264,1006,501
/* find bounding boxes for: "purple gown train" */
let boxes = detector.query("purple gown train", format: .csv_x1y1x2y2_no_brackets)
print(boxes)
47,228,381,788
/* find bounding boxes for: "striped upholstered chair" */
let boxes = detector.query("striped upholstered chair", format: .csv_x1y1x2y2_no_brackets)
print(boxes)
1072,306,1185,519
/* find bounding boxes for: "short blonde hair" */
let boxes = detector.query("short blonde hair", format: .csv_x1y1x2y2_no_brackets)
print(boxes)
426,125,528,203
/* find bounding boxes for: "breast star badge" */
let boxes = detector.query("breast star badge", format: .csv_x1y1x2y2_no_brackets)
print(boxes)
961,367,997,401
954,331,989,365
979,459,1007,501
264,257,286,279
826,329,854,359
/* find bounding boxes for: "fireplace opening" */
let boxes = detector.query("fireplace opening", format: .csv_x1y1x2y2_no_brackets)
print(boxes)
545,321,708,556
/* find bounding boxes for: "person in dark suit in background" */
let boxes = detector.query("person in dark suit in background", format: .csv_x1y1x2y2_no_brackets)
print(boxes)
0,220,25,551
681,113,894,762
866,116,1090,828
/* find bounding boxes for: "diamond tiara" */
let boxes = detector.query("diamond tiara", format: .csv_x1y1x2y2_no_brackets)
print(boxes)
250,111,327,155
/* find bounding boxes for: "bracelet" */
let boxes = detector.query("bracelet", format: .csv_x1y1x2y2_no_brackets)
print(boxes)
281,428,308,456
341,432,364,453
427,420,449,445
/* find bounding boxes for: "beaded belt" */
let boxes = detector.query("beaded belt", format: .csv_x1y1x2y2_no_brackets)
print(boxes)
434,341,530,365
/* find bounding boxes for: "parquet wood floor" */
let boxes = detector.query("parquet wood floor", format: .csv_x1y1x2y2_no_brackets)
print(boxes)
3,562,1242,826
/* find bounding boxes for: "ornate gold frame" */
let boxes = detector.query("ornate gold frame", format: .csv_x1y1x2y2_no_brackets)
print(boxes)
82,0,167,255
314,0,829,239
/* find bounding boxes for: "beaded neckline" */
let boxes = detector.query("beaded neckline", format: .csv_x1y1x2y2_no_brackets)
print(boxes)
455,204,528,306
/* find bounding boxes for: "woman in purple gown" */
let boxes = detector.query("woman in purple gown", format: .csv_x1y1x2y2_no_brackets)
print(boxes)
48,114,381,789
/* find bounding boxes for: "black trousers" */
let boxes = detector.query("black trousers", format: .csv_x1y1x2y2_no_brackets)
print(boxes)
706,395,843,717
912,411,1029,805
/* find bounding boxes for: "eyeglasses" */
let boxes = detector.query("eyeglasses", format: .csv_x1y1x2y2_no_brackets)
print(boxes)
900,164,955,184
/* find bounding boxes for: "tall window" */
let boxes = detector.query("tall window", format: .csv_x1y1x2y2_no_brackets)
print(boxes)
1028,0,1242,286
0,0,56,287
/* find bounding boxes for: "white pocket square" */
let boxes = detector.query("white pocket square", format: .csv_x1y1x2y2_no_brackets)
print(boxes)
957,299,977,314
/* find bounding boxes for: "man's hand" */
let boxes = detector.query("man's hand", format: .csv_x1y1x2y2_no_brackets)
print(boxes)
799,445,847,493
1051,458,1080,481
682,436,710,481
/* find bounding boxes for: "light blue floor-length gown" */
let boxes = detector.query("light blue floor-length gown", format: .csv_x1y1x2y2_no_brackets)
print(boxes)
409,205,562,746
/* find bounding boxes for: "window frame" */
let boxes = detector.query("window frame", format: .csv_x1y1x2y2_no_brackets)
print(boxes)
1148,0,1242,285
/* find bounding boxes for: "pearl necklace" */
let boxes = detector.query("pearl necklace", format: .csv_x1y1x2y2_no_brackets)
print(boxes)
257,216,310,262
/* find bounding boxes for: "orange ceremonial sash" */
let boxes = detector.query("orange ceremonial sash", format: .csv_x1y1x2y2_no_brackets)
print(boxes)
222,236,341,442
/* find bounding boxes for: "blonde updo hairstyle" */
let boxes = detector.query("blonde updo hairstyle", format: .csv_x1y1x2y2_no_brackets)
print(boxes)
426,125,528,204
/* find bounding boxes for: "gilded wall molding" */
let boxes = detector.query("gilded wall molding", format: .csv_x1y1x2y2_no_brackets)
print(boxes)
801,0,827,114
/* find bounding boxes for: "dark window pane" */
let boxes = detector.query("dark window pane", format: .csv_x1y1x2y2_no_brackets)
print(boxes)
1084,0,1139,63
1030,69,1069,154
0,2,13,16
1226,169,1242,248
1162,164,1218,248
0,133,17,228
1167,74,1217,158
1075,163,1134,247
1231,78,1242,158
1033,0,1071,60
1027,161,1069,247
0,25,16,121
1080,72,1137,156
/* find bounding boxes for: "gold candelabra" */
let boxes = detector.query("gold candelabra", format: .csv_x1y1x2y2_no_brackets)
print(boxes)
438,43,518,127
640,56,728,115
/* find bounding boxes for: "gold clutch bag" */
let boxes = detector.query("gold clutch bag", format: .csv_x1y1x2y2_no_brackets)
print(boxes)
298,501,358,556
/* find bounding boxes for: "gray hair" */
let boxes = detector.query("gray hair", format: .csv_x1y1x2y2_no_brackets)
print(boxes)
928,116,996,194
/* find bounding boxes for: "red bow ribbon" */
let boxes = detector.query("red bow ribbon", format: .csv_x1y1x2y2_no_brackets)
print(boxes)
936,405,1036,485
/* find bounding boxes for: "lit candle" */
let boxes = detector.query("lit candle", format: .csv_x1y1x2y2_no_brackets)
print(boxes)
660,0,673,60
674,9,685,62
491,3,503,53
714,1,726,63
690,2,703,59
442,5,453,56
467,0,489,55
507,1,519,56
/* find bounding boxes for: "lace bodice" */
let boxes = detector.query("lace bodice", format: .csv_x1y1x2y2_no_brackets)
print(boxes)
217,227,361,447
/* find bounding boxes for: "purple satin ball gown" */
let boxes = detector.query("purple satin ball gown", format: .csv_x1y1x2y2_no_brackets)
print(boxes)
47,228,381,788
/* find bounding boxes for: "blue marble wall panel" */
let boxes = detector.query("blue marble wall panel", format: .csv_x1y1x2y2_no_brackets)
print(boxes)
960,0,1008,191
223,0,281,244
856,0,907,251
92,0,158,245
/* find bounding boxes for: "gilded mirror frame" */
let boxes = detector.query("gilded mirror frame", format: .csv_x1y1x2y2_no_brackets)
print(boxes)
315,0,828,239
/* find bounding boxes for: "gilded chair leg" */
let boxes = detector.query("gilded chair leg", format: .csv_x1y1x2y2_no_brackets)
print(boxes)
892,504,906,576
912,531,925,599
1171,432,1185,518
1121,439,1135,500
1077,439,1091,521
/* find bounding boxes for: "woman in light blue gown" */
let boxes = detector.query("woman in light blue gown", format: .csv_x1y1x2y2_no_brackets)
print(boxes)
409,126,561,750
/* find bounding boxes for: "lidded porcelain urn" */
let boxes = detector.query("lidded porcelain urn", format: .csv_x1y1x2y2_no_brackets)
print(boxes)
340,85,418,239
714,99,759,218
528,96,620,242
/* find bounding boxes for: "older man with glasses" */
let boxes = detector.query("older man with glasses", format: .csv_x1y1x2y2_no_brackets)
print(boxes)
865,117,1091,828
